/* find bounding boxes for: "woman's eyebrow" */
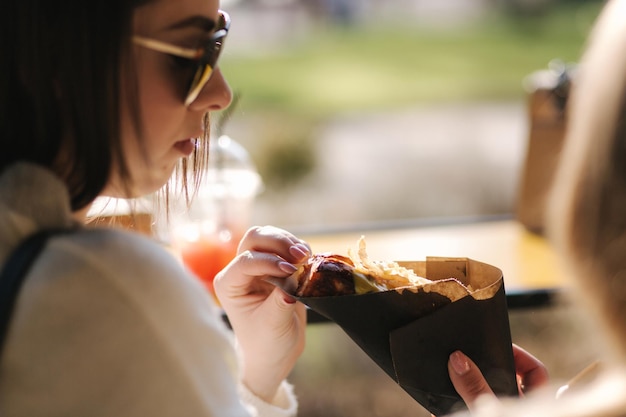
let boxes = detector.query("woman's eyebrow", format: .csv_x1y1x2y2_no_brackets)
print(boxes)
166,15,216,32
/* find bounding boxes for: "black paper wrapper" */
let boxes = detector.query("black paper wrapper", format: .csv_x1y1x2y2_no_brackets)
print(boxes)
296,257,517,416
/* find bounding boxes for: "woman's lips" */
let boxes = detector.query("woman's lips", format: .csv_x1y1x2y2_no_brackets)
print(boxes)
174,138,196,156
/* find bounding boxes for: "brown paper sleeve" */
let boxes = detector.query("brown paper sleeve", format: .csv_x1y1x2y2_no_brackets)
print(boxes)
297,257,517,416
390,282,517,415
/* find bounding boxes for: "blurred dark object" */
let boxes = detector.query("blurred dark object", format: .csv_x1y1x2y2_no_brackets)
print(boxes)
516,59,575,235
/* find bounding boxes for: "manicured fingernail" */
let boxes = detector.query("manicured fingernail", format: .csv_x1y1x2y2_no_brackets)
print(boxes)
289,243,310,260
283,294,297,304
279,261,298,274
450,351,471,375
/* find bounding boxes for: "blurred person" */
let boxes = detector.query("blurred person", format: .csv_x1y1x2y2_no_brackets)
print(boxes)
447,0,626,414
0,0,309,415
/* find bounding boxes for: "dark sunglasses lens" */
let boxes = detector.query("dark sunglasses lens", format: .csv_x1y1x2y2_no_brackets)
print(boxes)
206,36,224,68
184,34,226,105
184,11,228,105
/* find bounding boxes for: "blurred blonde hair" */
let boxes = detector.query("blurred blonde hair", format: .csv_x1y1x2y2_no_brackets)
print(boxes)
548,0,626,363
453,3,626,416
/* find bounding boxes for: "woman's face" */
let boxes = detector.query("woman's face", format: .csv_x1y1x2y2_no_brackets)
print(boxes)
106,0,232,198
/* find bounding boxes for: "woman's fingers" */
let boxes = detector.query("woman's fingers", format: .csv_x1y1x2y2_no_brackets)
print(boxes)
512,344,549,394
215,225,310,300
449,345,549,413
214,251,285,299
238,225,310,264
214,229,310,302
448,350,496,411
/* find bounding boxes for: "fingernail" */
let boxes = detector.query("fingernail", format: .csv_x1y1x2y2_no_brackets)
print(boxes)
283,294,297,304
289,243,310,260
279,261,298,274
450,351,471,375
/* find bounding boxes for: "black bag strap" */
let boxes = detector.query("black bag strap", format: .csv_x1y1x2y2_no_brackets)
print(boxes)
0,229,72,353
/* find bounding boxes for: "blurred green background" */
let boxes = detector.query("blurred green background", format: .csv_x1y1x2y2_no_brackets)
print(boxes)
214,0,604,231
222,1,599,118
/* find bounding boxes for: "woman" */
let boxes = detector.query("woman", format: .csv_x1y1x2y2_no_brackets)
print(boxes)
0,0,307,415
449,0,626,415
0,0,556,415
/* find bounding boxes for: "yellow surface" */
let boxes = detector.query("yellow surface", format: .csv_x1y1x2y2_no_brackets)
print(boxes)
300,220,567,292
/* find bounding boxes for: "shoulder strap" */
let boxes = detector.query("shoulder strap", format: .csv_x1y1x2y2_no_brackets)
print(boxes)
0,229,72,353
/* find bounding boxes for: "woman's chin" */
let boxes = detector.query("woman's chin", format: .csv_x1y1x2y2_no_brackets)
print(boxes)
101,170,173,199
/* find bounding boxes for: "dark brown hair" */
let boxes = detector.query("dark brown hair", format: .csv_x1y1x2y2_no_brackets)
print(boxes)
0,0,203,212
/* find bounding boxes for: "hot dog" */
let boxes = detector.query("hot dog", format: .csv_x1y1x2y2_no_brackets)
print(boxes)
294,237,433,297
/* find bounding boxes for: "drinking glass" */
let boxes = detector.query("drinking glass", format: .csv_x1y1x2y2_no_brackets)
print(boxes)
170,135,262,299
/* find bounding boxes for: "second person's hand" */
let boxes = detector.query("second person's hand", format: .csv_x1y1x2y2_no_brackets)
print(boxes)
448,344,549,412
213,225,310,403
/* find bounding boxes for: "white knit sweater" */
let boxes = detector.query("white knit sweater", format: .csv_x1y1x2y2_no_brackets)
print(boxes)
0,163,297,417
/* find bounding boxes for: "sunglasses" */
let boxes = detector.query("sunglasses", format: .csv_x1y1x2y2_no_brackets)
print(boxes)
133,10,230,106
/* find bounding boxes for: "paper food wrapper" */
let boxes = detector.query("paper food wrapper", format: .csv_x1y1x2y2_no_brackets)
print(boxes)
296,257,517,416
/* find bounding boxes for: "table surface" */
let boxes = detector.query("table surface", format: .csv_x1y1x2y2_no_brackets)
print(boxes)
299,218,568,294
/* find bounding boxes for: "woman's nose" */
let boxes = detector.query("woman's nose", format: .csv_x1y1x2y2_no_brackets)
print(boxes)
188,68,232,112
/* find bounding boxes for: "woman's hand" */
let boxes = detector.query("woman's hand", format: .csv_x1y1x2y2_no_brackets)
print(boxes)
213,225,310,403
448,344,549,412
